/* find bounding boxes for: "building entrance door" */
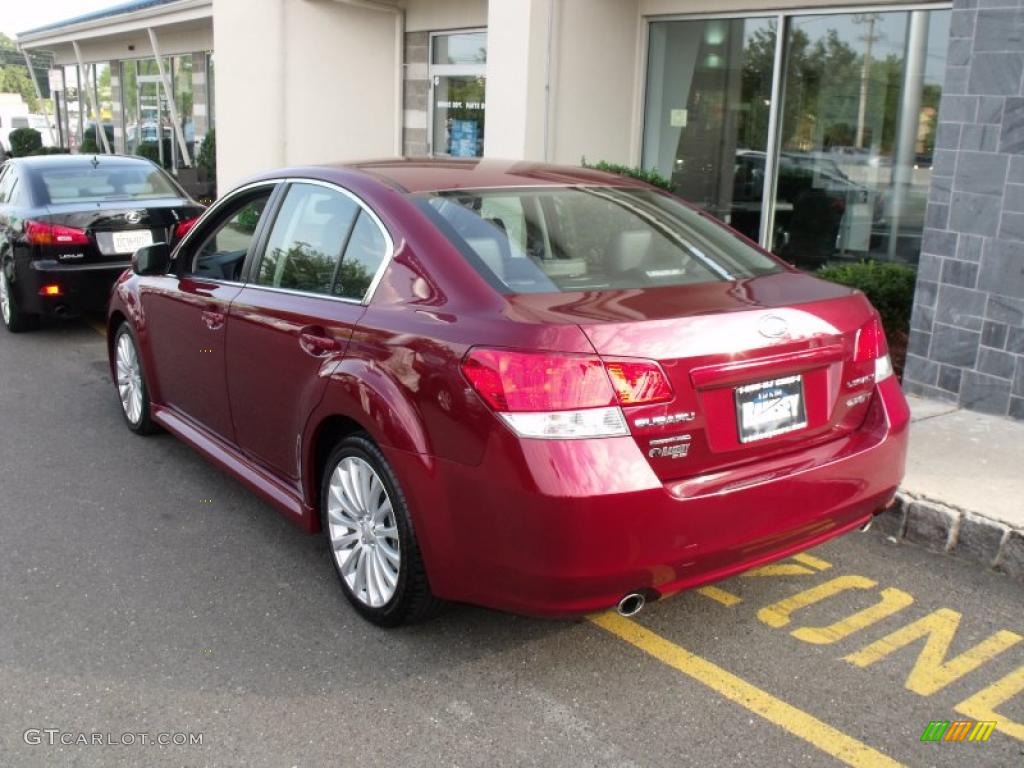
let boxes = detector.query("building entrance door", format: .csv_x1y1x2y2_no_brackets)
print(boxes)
428,30,487,158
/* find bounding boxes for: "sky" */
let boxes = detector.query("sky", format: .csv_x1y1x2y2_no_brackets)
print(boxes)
2,0,121,37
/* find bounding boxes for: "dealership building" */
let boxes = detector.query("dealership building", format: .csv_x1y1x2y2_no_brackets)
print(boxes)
15,0,1024,420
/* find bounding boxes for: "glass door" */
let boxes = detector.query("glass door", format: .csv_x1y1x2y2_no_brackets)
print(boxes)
429,30,487,158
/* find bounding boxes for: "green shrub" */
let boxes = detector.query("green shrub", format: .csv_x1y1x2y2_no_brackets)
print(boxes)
197,128,216,181
582,159,672,191
29,146,69,156
9,127,42,157
79,138,101,154
817,260,917,342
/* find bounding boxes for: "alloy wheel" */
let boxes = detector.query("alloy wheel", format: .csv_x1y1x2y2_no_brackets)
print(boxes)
115,332,144,425
327,456,401,608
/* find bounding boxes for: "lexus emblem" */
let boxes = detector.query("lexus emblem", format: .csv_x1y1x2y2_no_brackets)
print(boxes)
124,210,145,225
759,315,789,339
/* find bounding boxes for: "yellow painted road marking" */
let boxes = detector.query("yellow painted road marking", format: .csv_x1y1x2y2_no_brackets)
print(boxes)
792,587,914,645
792,552,832,571
957,665,1024,741
87,318,106,337
758,575,876,628
589,612,905,768
696,586,743,606
844,608,1022,697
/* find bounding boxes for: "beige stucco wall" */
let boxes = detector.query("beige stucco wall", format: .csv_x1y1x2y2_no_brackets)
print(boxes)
405,0,487,32
213,0,398,190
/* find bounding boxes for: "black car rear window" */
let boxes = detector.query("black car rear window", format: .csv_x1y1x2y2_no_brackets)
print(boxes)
414,186,783,294
35,162,182,205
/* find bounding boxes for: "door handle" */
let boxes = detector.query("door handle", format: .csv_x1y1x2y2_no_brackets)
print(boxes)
201,309,225,331
299,326,339,357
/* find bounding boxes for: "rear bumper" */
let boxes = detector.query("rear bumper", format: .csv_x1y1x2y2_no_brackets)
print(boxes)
15,259,129,316
389,376,910,617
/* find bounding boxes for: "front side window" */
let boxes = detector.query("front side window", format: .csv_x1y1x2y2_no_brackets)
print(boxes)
189,191,272,280
416,187,783,294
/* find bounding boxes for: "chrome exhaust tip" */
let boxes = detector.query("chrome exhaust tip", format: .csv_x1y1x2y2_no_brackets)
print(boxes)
616,592,646,617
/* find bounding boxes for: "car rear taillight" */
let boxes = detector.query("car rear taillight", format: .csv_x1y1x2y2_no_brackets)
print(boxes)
38,284,62,297
25,220,89,246
461,348,673,439
604,359,673,405
174,217,199,240
854,315,893,382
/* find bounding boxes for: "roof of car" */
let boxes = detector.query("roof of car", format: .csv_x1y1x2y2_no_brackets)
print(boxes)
281,158,655,194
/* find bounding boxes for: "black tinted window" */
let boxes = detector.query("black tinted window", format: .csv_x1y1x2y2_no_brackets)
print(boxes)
417,187,783,293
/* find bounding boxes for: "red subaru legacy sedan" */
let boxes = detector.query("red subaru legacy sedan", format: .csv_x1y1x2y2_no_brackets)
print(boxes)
107,159,909,626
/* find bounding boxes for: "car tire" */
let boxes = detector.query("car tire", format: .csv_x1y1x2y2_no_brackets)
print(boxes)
113,323,158,435
0,267,39,333
321,434,442,627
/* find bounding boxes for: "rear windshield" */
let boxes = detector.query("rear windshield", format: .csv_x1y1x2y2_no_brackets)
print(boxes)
415,187,783,293
36,163,182,205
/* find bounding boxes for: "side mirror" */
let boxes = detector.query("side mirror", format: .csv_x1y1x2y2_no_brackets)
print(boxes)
132,242,171,276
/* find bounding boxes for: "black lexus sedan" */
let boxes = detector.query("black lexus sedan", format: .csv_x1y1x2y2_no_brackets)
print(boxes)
0,154,204,332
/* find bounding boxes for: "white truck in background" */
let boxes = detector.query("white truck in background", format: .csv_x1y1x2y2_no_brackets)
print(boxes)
0,92,56,155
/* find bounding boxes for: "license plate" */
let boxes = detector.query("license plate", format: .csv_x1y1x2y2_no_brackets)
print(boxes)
111,229,153,254
735,374,807,443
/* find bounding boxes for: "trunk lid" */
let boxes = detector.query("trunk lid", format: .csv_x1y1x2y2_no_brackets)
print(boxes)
36,199,202,264
505,272,881,482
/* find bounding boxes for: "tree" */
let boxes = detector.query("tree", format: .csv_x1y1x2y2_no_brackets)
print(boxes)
0,33,40,113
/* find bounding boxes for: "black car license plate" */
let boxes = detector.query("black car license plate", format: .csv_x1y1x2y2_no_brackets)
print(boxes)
735,374,807,443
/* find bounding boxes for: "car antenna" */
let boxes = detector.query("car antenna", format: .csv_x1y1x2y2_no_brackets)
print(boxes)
91,155,100,169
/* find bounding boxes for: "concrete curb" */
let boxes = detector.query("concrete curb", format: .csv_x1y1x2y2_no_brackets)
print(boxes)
871,493,1024,581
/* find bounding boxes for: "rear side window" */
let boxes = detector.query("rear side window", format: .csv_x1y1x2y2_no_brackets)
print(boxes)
255,182,389,300
36,162,181,204
415,187,783,293
255,183,359,296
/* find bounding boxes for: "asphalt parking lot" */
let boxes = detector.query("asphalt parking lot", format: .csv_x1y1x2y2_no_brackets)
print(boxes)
1,318,1022,768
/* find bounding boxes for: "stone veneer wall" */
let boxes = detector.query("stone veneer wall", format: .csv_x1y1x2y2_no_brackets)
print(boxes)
904,0,1024,420
404,32,430,156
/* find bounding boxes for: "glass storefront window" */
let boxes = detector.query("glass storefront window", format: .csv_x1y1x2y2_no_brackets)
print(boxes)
775,10,949,267
643,17,776,242
56,65,83,152
432,32,487,65
643,8,950,270
173,55,195,163
206,53,216,129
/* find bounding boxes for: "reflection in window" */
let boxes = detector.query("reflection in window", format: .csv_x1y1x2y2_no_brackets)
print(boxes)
642,9,950,270
776,10,949,268
193,194,270,281
335,212,387,300
256,184,358,295
643,18,775,241
432,32,487,65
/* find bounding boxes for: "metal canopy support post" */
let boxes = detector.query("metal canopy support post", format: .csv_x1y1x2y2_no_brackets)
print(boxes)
72,41,112,154
20,49,58,147
758,14,789,251
888,10,930,260
147,26,192,167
